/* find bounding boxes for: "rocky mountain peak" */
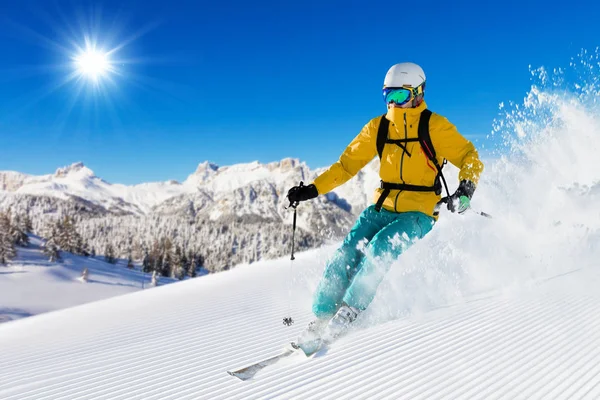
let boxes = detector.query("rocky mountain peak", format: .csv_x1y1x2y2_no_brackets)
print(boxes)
194,161,219,174
54,162,95,179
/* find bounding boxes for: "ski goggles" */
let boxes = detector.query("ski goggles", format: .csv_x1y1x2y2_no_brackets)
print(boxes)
382,83,426,106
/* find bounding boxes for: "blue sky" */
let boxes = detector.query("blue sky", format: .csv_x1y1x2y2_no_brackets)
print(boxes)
0,0,598,184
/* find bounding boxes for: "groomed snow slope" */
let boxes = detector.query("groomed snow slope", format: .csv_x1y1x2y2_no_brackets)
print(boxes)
1,250,600,400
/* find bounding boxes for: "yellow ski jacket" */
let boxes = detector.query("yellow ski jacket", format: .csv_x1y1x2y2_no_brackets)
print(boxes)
313,101,484,218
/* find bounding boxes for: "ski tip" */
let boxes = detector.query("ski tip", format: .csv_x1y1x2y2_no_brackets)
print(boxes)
227,370,250,381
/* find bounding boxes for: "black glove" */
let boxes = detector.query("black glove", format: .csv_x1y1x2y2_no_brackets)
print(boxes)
287,182,318,206
446,180,476,214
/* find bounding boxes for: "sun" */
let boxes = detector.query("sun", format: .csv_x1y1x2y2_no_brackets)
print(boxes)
74,46,112,81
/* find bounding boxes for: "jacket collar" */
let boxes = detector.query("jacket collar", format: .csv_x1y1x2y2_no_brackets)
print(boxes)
385,101,428,125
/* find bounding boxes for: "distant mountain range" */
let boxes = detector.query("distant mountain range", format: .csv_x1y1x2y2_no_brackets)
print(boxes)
0,159,381,270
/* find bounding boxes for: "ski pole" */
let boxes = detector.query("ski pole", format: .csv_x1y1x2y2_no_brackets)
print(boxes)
471,209,492,219
283,183,302,327
435,197,492,219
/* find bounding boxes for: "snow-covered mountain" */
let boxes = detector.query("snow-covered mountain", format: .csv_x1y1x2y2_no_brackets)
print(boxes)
0,162,196,215
0,158,374,220
0,158,378,271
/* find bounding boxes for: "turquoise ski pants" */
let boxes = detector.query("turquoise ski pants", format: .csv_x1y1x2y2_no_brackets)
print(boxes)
313,205,435,318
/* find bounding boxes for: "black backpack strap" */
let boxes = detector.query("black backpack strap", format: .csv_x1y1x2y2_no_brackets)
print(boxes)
418,109,436,161
418,109,451,203
376,114,389,159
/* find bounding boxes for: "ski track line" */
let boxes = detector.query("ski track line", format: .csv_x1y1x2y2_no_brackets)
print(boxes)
492,308,600,400
462,297,597,400
414,294,595,400
578,376,600,400
174,298,504,399
353,297,565,399
61,334,300,400
524,340,600,400
308,291,582,400
563,354,600,399
0,298,301,382
237,291,569,400
0,286,287,364
205,300,502,399
9,307,311,400
292,297,535,400
0,307,298,392
0,300,302,394
306,293,576,400
293,292,568,399
5,321,295,400
423,298,596,399
579,365,600,399
217,295,520,399
441,296,595,399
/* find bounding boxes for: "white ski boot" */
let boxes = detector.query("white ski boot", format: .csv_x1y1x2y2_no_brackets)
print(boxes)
322,304,360,343
293,318,328,355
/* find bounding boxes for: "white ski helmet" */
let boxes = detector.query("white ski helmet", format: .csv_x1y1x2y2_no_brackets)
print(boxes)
383,62,426,88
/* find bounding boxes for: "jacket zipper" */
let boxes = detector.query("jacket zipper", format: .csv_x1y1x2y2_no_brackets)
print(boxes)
395,114,409,212
400,113,407,183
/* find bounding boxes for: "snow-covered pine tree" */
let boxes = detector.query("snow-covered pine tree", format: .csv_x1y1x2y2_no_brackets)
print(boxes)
187,252,198,278
104,243,116,264
57,216,86,255
0,212,17,265
22,213,33,234
43,236,61,262
10,214,29,247
172,244,186,279
160,238,174,277
132,240,143,262
127,252,134,269
180,249,190,280
142,249,151,273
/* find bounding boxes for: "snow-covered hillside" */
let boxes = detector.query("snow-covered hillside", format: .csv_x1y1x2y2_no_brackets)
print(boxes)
0,236,174,323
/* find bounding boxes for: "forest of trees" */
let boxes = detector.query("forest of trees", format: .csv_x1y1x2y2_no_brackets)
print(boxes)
0,192,322,275
0,207,208,280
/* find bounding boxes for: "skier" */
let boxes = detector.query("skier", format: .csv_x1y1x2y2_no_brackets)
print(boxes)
286,62,484,351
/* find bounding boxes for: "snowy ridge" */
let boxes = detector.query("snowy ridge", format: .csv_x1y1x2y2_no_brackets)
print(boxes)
0,157,374,223
0,162,197,215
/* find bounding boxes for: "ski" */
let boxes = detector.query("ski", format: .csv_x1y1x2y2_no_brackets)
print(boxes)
227,346,303,381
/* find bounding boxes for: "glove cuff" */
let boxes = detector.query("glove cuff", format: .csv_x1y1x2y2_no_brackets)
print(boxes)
457,180,476,200
305,184,319,200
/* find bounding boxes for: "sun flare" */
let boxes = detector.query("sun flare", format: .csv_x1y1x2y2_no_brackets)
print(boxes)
74,47,111,81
